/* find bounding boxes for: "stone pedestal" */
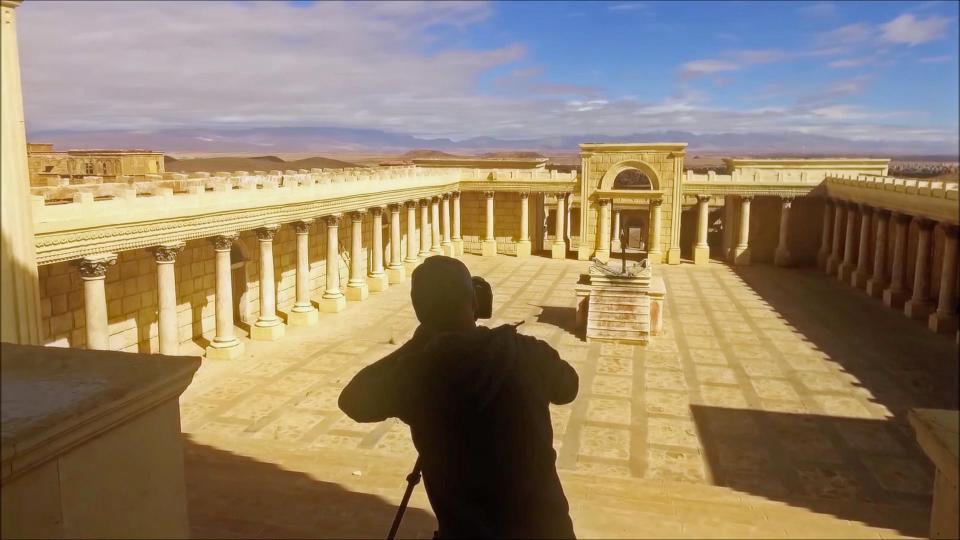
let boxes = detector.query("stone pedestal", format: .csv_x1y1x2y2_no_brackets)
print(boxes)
481,239,498,257
288,309,319,327
576,261,658,345
346,283,369,301
908,409,959,540
367,274,389,292
551,242,566,260
866,278,887,299
694,246,711,266
250,323,285,341
516,240,532,258
387,266,406,284
318,296,346,313
453,239,464,256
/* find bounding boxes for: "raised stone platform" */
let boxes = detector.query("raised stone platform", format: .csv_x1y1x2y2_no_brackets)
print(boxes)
575,258,665,345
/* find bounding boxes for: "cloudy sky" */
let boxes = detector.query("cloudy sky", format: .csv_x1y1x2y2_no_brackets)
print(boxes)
16,1,960,147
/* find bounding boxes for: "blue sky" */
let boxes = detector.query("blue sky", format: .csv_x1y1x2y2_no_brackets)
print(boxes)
17,1,960,150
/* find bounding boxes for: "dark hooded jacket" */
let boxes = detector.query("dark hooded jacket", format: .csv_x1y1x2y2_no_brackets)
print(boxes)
339,324,579,539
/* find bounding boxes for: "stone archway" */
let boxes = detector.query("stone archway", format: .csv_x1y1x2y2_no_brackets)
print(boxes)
598,160,662,192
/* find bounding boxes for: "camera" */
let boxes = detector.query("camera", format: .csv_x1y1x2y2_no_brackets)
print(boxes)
472,276,492,319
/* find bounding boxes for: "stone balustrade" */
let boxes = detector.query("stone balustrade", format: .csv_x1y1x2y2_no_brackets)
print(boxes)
825,174,959,225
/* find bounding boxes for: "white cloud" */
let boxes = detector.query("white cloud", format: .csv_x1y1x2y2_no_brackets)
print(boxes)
680,59,741,78
608,2,647,11
817,23,873,46
880,14,951,45
919,54,953,63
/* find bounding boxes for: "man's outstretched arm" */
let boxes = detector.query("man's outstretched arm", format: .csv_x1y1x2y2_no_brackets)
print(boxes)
525,337,579,405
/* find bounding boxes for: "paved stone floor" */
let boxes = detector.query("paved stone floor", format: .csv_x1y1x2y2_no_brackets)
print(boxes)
180,254,957,538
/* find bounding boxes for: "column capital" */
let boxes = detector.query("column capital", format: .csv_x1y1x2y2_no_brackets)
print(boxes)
858,203,873,213
388,202,402,212
893,212,912,225
943,224,959,238
442,192,451,200
419,197,432,205
649,198,663,207
834,200,847,209
875,209,892,220
598,198,611,207
780,197,793,208
741,195,754,202
431,195,441,203
210,233,239,252
696,194,712,203
405,200,418,209
323,214,342,227
350,209,366,221
76,253,118,279
256,224,281,241
915,217,936,231
292,219,314,234
519,191,529,199
451,191,461,200
483,191,495,199
151,242,185,263
368,206,384,217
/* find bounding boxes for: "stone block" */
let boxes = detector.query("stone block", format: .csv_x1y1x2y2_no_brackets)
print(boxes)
287,308,319,327
319,296,346,313
904,299,935,321
929,312,958,334
387,266,405,284
516,240,531,258
251,322,285,341
205,341,245,360
865,278,887,299
481,239,497,257
667,247,681,265
551,242,566,260
367,274,389,292
837,263,855,282
346,283,369,301
883,287,908,309
850,270,869,289
733,247,751,266
694,246,711,265
453,239,464,256
442,243,455,256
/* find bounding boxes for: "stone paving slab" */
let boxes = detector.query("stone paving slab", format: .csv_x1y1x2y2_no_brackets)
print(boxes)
180,255,957,538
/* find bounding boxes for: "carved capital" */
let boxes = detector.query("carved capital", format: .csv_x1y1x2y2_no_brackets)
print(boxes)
210,233,238,251
293,219,314,234
875,209,892,221
943,224,959,239
451,191,461,200
599,198,611,207
388,203,402,213
697,194,712,203
916,217,935,231
442,193,451,200
431,196,441,203
483,191,495,199
151,242,185,263
369,206,383,217
649,199,663,207
350,210,366,222
519,191,529,200
894,212,912,225
741,195,754,203
419,198,432,205
323,214,341,227
780,196,793,208
76,253,118,279
858,203,873,214
406,200,418,209
256,224,281,241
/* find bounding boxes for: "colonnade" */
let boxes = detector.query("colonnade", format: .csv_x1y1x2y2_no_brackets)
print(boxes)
70,189,576,357
819,199,958,334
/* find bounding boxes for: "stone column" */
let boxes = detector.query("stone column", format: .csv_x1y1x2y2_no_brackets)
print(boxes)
723,196,737,263
904,218,935,320
611,209,622,253
733,196,752,266
419,199,432,259
694,195,711,265
866,210,891,299
430,196,442,254
207,234,244,358
826,201,846,275
319,215,346,313
152,243,185,354
482,191,497,257
251,225,284,340
817,199,834,270
773,197,793,267
452,191,464,256
647,198,664,263
77,253,117,351
929,225,958,333
368,207,389,292
289,219,318,326
346,211,369,301
404,201,420,271
517,192,532,258
596,199,612,262
387,204,406,284
883,213,912,309
851,205,873,288
0,0,42,346
551,193,567,259
441,194,453,256
565,199,573,244
837,204,859,281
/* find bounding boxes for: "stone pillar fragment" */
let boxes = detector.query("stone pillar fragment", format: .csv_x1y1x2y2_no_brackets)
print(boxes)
207,235,244,358
387,204,406,284
441,194,453,256
694,195,711,265
596,199,612,263
851,205,873,288
430,197,442,255
551,193,567,259
405,201,420,272
883,213,911,309
866,210,890,299
482,191,497,257
78,253,117,351
904,218,935,320
929,225,958,333
368,207,388,292
347,211,369,301
152,243,184,353
817,199,834,270
319,215,346,313
419,199,432,259
827,202,846,275
517,192,532,258
252,225,285,340
289,220,318,326
733,196,752,266
838,204,859,281
647,198,663,263
452,192,464,256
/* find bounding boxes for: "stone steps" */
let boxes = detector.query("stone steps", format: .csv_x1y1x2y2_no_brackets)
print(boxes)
587,285,651,342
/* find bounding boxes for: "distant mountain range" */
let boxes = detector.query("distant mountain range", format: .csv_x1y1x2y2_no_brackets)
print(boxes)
26,126,959,158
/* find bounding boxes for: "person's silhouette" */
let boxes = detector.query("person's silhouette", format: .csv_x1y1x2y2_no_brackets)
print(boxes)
339,256,578,539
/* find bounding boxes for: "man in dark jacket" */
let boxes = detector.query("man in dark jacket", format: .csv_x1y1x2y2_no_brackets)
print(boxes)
339,256,579,539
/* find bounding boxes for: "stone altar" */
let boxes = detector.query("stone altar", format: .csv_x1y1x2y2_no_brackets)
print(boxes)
575,258,665,344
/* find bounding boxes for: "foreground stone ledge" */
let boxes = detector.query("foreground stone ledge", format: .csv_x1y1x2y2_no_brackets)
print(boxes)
908,408,959,540
1,343,200,539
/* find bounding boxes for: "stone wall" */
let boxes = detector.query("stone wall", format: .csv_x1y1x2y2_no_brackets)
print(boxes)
459,192,528,255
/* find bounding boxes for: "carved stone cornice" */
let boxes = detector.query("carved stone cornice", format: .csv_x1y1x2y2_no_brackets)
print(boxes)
151,242,185,263
210,233,238,251
76,253,117,279
292,219,314,234
256,224,280,241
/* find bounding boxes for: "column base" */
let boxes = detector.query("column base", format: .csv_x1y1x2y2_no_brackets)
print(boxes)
387,266,406,284
826,256,840,275
611,241,622,253
453,239,464,256
346,283,369,301
577,245,592,261
865,278,887,299
667,247,681,265
430,246,443,255
251,321,285,341
837,263,855,282
288,308,319,327
551,242,567,260
850,270,869,289
694,246,711,265
206,340,244,360
368,273,389,292
594,249,610,263
904,299,935,321
441,242,454,256
647,250,663,264
481,239,497,257
774,248,792,267
319,295,346,313
516,240,531,258
404,258,420,273
929,312,959,334
418,251,432,260
817,250,829,270
883,288,908,309
733,246,751,266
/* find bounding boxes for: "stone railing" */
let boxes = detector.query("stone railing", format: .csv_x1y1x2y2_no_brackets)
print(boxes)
681,169,827,197
824,174,959,225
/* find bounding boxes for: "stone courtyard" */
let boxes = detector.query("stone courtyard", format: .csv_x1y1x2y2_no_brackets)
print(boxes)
178,254,957,539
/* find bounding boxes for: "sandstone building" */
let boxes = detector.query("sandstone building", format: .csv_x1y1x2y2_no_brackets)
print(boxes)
26,142,164,186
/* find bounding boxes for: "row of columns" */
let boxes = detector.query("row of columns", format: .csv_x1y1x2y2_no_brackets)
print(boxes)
482,191,568,259
73,192,467,358
819,199,958,334
596,198,664,263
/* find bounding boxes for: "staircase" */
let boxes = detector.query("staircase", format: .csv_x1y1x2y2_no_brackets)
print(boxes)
586,282,651,343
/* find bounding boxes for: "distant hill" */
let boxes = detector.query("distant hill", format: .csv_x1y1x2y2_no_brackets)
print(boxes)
164,155,360,173
480,151,545,159
400,149,461,159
